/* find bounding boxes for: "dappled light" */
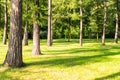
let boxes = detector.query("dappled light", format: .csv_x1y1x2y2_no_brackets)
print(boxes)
1,39,120,79
0,0,120,80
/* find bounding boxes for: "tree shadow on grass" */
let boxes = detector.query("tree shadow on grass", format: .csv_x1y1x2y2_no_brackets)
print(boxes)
0,68,12,80
46,48,109,54
52,39,101,46
22,43,120,68
52,39,114,44
45,45,120,55
95,72,120,80
25,51,120,67
111,46,120,50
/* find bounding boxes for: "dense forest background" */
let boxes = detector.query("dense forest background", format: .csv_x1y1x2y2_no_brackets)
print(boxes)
0,0,119,40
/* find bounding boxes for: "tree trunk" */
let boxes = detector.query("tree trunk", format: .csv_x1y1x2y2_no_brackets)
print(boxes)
3,0,8,45
3,0,23,67
96,1,99,42
102,0,106,46
114,0,119,44
23,4,29,46
79,0,83,46
97,32,99,41
32,0,41,55
68,18,71,42
23,21,28,46
47,0,52,46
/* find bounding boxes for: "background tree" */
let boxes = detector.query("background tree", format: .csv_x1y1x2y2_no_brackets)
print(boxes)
3,0,23,67
0,0,119,47
0,0,4,28
32,0,41,55
3,0,8,45
88,0,103,40
52,0,80,40
23,2,29,46
47,0,52,46
114,0,119,44
79,0,82,46
102,0,107,46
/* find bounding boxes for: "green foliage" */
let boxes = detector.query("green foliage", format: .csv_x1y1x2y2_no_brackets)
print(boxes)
51,0,120,39
52,0,81,39
0,0,120,39
0,0,10,39
21,0,48,39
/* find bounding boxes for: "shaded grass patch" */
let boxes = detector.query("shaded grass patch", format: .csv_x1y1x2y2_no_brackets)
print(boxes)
0,39,120,80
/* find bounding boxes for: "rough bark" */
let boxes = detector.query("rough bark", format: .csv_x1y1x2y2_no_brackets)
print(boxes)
3,0,8,45
114,0,119,44
23,4,29,46
102,0,106,46
79,0,83,46
3,0,23,67
47,0,52,46
32,0,41,55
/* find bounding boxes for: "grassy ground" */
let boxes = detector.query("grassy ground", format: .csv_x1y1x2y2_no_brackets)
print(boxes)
0,39,120,80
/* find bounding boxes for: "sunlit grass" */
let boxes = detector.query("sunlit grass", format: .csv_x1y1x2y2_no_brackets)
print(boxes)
1,39,120,80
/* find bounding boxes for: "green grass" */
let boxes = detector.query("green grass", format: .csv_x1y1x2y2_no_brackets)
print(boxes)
1,39,120,80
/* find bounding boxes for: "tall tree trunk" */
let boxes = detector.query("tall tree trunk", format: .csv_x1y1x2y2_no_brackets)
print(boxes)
102,0,106,46
114,0,119,44
96,1,99,41
3,0,8,45
97,32,99,41
32,0,41,55
79,0,83,46
23,4,29,46
47,0,52,46
68,18,71,42
3,0,23,67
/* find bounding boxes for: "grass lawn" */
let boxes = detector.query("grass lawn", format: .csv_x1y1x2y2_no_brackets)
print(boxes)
0,39,120,80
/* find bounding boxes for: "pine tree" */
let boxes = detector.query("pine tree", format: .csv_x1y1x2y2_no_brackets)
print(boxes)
23,3,29,46
47,0,52,46
3,0,23,67
114,0,119,44
102,0,106,46
32,0,42,55
79,0,83,46
3,0,8,45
